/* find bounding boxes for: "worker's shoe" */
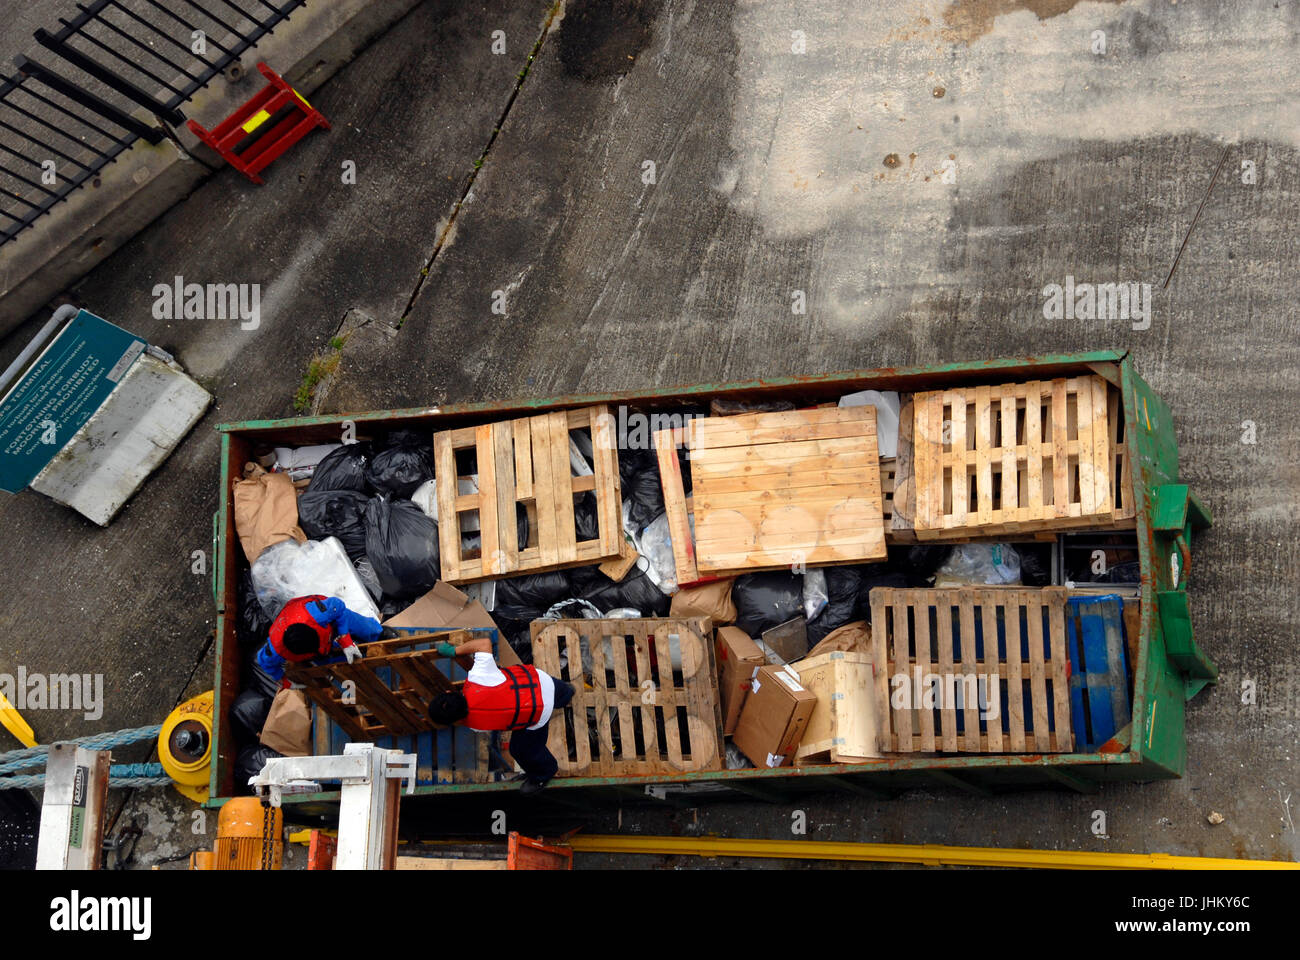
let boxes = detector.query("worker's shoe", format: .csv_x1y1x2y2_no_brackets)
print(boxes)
518,775,553,797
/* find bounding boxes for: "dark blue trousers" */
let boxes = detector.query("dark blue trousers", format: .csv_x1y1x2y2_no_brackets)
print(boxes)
509,678,575,783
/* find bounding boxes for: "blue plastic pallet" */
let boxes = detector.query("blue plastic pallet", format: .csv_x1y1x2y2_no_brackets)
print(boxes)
1064,595,1131,751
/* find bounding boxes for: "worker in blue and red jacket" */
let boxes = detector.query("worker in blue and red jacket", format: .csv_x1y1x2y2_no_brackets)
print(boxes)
255,595,382,685
427,635,574,796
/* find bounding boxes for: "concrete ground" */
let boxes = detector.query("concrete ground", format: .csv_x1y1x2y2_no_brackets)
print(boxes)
1,0,1298,868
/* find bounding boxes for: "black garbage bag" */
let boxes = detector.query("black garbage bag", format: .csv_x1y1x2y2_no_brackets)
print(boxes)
583,565,671,616
853,564,910,622
1019,545,1052,586
366,434,434,499
235,744,283,794
237,568,273,649
297,488,370,560
619,447,665,532
307,442,372,493
732,572,804,637
495,571,573,621
492,616,535,663
574,492,600,541
891,544,952,586
229,688,273,745
364,497,441,601
567,564,608,595
807,566,863,646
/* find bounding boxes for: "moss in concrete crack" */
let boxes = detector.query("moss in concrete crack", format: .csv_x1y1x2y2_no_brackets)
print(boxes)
294,347,343,412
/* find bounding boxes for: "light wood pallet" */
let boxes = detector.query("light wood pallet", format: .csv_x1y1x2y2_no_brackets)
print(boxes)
530,617,724,777
666,406,887,575
869,587,1074,754
289,630,471,741
911,376,1128,539
433,405,624,584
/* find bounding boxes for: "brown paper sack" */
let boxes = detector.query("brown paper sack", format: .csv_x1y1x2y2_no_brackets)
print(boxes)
670,578,737,624
259,688,312,757
233,471,306,563
804,620,871,660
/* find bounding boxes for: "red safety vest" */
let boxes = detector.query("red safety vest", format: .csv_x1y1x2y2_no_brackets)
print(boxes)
463,665,545,731
268,595,333,662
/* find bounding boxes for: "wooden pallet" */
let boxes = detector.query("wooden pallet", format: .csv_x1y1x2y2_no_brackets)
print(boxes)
912,376,1121,539
530,617,724,776
433,405,623,584
288,630,471,741
869,587,1074,754
683,406,888,573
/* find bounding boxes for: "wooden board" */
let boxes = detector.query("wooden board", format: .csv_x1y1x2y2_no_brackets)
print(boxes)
434,405,624,583
395,856,508,870
792,650,881,764
869,587,1074,754
686,406,888,573
654,427,699,585
530,617,724,777
912,376,1123,539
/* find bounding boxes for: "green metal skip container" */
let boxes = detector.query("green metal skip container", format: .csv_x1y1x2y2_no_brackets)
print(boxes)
207,351,1215,812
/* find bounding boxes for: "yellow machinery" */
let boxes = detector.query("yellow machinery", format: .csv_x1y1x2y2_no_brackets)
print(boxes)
190,797,283,870
158,691,213,803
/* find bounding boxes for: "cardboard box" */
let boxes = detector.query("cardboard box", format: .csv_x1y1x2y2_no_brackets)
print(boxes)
384,581,521,667
791,651,881,764
715,626,766,735
732,664,817,768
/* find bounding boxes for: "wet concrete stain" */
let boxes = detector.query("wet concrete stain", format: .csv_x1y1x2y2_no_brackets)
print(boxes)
558,0,667,81
942,0,1126,44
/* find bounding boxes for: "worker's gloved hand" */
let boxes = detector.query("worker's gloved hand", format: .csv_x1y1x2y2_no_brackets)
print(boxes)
435,641,459,657
343,643,364,664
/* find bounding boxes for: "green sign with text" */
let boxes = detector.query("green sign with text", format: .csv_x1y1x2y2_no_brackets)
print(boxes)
0,310,145,493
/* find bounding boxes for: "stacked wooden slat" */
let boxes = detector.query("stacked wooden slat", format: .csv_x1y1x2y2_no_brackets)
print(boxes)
911,376,1123,538
869,587,1074,754
288,631,468,741
659,406,887,576
433,405,623,583
530,617,724,777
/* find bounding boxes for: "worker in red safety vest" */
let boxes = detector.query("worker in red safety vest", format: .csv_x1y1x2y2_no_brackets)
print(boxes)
427,635,575,796
255,595,382,685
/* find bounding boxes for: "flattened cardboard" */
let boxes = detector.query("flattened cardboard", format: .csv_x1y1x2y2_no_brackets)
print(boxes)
732,664,817,768
384,581,521,667
716,626,766,735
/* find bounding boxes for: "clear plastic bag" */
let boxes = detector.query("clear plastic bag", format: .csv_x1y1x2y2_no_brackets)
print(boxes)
802,568,828,621
250,536,382,622
634,511,678,594
934,543,1022,585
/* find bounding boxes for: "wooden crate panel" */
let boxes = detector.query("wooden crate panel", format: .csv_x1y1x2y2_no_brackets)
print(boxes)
912,376,1119,538
792,651,881,764
530,617,724,777
869,587,1074,754
687,406,888,573
434,405,623,583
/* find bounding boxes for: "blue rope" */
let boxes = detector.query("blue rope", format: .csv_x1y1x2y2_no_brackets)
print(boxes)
0,771,172,790
0,724,162,775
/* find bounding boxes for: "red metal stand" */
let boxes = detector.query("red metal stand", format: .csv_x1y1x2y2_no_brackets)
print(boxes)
186,62,329,184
